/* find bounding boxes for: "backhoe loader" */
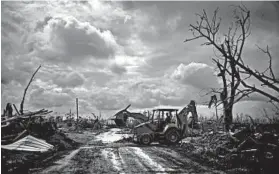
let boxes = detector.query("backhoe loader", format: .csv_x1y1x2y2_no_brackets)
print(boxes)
133,102,198,145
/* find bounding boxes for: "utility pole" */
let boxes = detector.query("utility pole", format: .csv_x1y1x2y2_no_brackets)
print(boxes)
76,98,79,123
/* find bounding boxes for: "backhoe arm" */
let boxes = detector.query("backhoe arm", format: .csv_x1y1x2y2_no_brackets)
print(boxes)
177,107,190,137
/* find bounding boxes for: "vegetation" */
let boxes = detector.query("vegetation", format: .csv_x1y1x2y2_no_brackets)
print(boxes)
185,5,279,131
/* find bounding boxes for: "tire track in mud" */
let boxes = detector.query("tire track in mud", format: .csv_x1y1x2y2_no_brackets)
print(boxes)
120,146,188,173
144,146,226,174
129,147,174,173
145,146,203,173
34,126,226,174
120,147,146,170
119,147,155,173
130,146,190,173
101,147,125,173
39,146,118,174
38,145,225,174
69,146,127,174
145,147,187,172
40,149,81,173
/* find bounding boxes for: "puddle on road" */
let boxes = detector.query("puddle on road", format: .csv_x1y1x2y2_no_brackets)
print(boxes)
94,128,131,143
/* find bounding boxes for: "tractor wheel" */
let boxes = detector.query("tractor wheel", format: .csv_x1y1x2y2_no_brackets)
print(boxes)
165,128,180,145
139,134,152,145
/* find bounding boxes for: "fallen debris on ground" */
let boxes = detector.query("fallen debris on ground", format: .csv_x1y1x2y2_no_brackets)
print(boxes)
179,122,279,174
1,135,54,152
1,107,79,174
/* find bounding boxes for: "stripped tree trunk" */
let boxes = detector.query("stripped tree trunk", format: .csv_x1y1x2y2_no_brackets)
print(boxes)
19,65,41,115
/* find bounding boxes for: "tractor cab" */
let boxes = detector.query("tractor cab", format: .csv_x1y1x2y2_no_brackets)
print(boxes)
151,109,178,132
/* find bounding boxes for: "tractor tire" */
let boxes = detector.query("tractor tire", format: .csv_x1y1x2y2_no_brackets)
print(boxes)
139,134,152,145
165,128,180,145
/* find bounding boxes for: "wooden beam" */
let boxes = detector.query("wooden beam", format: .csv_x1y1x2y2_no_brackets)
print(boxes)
20,65,42,114
13,104,20,115
76,98,79,123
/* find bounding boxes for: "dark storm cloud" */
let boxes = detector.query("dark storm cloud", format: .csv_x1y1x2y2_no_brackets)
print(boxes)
1,61,39,86
91,91,128,111
110,63,127,75
82,71,114,87
35,16,53,31
29,88,72,108
2,1,278,116
52,72,86,88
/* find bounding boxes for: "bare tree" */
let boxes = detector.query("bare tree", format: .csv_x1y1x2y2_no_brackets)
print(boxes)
185,5,278,131
184,6,249,131
19,65,42,114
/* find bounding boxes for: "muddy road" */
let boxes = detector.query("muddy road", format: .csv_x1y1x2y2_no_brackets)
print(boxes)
36,129,225,174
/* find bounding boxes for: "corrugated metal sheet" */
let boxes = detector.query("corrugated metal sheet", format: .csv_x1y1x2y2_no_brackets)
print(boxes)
1,135,54,152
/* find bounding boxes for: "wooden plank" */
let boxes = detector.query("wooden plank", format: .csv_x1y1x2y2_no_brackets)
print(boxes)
13,104,20,115
12,130,28,142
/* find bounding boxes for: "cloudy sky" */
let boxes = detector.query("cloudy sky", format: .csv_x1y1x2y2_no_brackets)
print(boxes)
1,1,279,118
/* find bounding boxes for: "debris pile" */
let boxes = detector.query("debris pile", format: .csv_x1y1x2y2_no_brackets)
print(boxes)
180,122,279,173
63,112,104,132
112,104,149,128
78,118,103,130
1,108,79,174
2,109,53,145
115,136,133,143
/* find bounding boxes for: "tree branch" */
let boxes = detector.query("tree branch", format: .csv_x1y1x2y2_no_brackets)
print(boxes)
19,65,42,114
256,45,277,80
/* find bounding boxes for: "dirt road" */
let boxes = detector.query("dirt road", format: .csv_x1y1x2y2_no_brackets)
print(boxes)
37,129,225,174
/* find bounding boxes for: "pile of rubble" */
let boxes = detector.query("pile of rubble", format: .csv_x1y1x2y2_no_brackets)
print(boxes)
1,108,79,174
2,109,53,144
180,122,279,173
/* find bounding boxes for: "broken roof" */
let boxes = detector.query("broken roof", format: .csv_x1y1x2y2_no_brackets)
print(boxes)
1,135,54,152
